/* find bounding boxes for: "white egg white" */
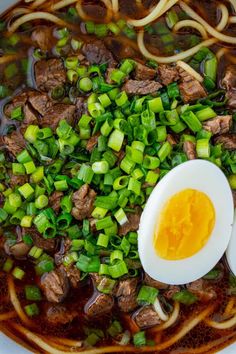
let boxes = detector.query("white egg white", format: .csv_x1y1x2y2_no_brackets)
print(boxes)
138,160,234,285
226,211,236,276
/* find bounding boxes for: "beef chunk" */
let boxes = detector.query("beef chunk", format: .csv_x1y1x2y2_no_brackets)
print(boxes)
40,104,75,131
222,65,236,90
45,304,78,325
134,306,161,328
49,191,63,214
163,285,180,300
75,97,87,118
9,173,28,188
90,273,117,294
84,292,114,317
115,278,138,313
144,273,168,290
134,62,156,80
179,68,206,103
4,92,28,117
40,267,69,303
82,40,117,68
167,134,178,146
86,133,100,152
1,131,25,157
8,242,30,259
62,265,81,288
123,80,162,95
31,27,52,51
28,91,52,115
158,65,179,86
72,184,96,221
227,91,236,109
54,238,71,266
187,279,216,302
183,141,197,160
35,58,66,92
21,104,38,131
23,227,56,252
118,210,141,236
214,134,236,150
203,115,232,135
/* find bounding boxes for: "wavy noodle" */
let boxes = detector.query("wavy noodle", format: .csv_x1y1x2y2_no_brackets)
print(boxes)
173,20,208,39
51,0,79,11
216,47,228,60
228,0,236,12
150,301,180,333
47,336,83,347
229,16,236,23
224,298,235,318
205,313,236,329
0,311,17,321
9,7,31,18
179,1,236,43
127,0,168,27
177,60,204,82
7,276,35,328
158,0,180,18
137,30,217,63
8,12,69,33
111,0,119,14
216,4,229,31
31,0,48,8
153,298,169,322
44,338,78,351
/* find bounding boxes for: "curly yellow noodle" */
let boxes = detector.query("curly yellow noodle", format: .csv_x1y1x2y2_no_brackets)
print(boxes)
46,336,83,347
177,60,204,81
128,0,168,27
137,30,217,63
228,0,236,12
150,301,180,333
174,20,208,39
205,313,236,329
229,16,236,23
158,0,180,18
8,12,69,33
224,297,235,318
51,0,79,11
179,1,236,43
0,311,17,321
216,47,228,60
31,0,47,9
216,4,229,31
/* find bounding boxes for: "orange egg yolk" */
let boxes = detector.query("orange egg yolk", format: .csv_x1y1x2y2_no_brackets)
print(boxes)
154,189,215,260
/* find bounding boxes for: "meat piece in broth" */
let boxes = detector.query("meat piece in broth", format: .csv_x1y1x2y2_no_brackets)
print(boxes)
134,62,156,80
84,292,114,317
28,91,53,116
187,279,216,302
4,92,28,117
1,131,25,157
158,64,179,86
133,306,161,329
8,173,28,189
123,80,162,95
222,65,236,109
82,40,117,67
118,210,141,236
183,141,197,160
214,134,236,150
45,304,78,325
144,273,169,290
49,191,63,214
22,227,56,252
72,184,96,221
61,265,81,288
115,278,138,313
179,68,207,103
40,267,69,303
31,26,53,51
21,104,38,131
164,285,180,300
34,58,66,92
40,103,75,131
203,115,232,135
86,133,100,152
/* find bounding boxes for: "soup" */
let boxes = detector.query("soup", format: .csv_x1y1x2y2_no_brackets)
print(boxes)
0,0,236,353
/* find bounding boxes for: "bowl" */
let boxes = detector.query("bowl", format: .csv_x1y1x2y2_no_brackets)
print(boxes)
0,0,235,353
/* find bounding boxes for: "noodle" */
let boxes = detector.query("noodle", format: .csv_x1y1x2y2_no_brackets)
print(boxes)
8,12,69,33
137,30,217,63
173,20,208,39
31,0,47,8
0,311,17,321
47,336,83,347
205,313,236,329
76,0,112,21
153,298,169,321
216,4,229,31
179,1,236,44
216,47,227,60
150,301,180,332
111,0,119,14
158,0,180,18
228,0,236,12
224,298,235,318
51,0,79,11
127,0,168,27
177,60,204,82
7,276,35,328
229,16,236,23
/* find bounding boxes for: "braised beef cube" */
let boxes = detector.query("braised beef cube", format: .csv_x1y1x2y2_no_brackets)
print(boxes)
82,40,117,68
72,184,96,221
115,278,138,313
40,267,69,303
75,97,87,118
31,27,52,51
179,78,206,103
203,115,232,135
21,104,38,131
222,65,236,90
86,133,100,152
4,92,28,117
90,273,116,294
84,292,114,317
144,273,168,290
183,141,197,160
118,210,141,236
40,104,75,131
134,62,156,80
7,242,31,259
49,191,63,214
123,80,162,95
28,91,53,115
164,285,180,300
35,58,66,92
187,279,216,302
214,134,236,150
1,131,25,157
22,227,56,252
62,265,81,288
9,173,28,188
167,134,178,146
45,304,78,325
54,238,71,266
227,91,236,109
158,64,179,86
133,305,161,328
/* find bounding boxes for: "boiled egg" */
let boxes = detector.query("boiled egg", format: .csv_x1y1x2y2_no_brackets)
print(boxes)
138,160,234,285
226,211,236,275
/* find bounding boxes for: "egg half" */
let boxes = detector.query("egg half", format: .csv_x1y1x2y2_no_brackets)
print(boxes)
138,160,234,285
